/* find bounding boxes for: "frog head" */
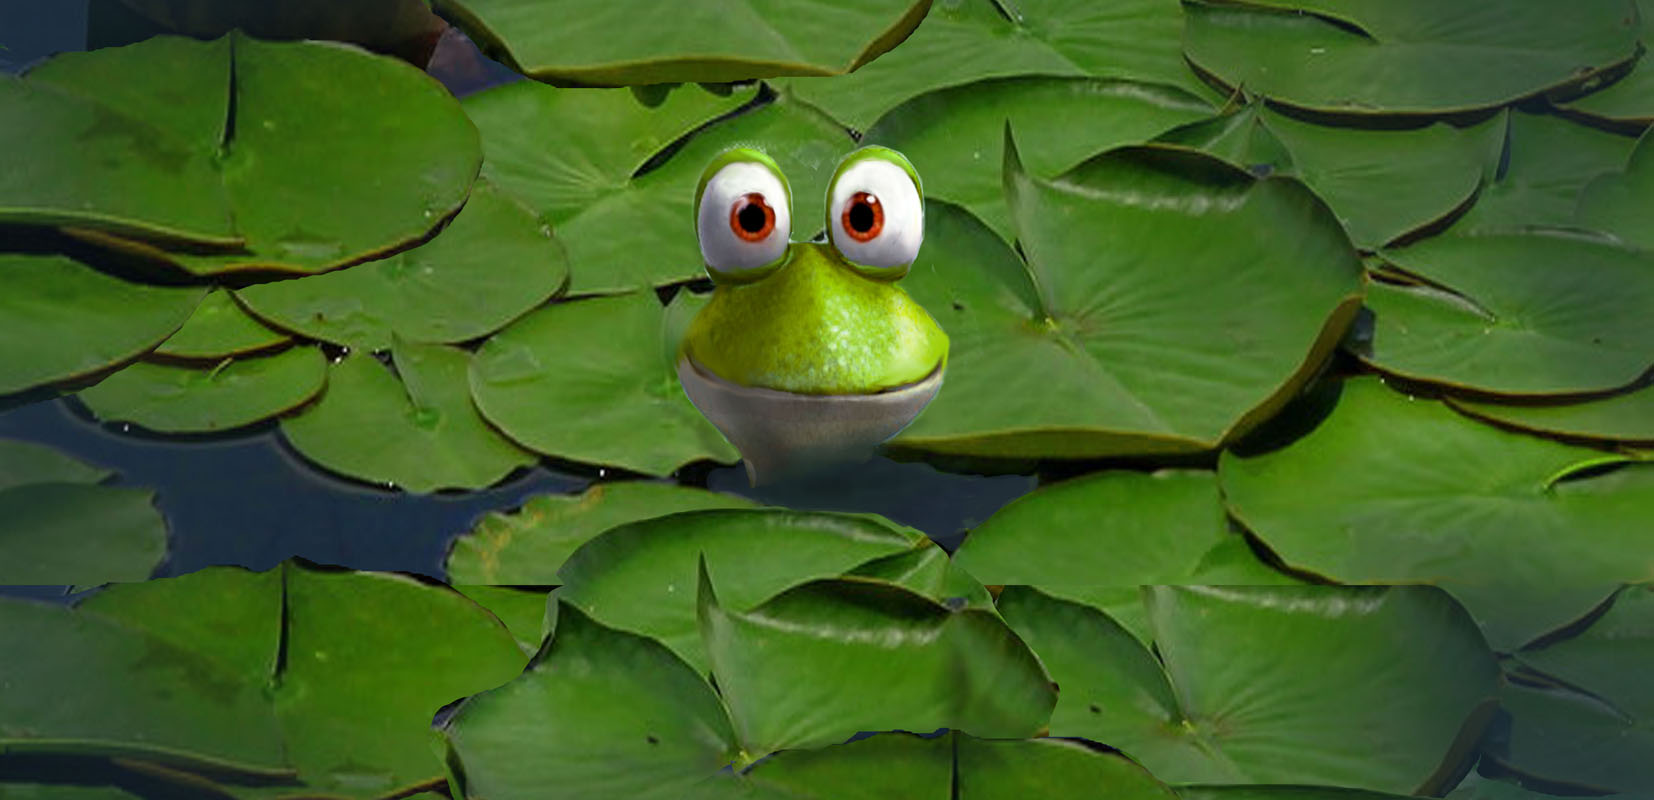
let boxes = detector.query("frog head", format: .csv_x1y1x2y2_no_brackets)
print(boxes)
676,146,949,483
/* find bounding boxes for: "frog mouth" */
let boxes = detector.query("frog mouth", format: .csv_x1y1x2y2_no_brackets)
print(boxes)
676,354,944,485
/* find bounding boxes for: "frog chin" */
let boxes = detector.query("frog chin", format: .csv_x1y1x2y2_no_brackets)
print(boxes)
677,353,943,486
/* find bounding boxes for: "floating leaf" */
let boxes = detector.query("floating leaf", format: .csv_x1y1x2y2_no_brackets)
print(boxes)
79,566,282,683
236,181,567,350
1182,0,1638,115
282,340,535,492
434,0,929,84
78,347,327,434
0,439,111,489
700,569,1055,755
846,543,995,609
1219,377,1654,649
893,141,1363,458
738,733,952,800
0,254,205,397
783,0,1216,130
470,292,737,475
443,601,739,800
1452,384,1654,445
864,76,1212,240
998,585,1498,794
955,735,1178,800
0,483,167,585
1449,110,1637,235
453,584,552,652
1563,0,1654,124
1576,126,1654,250
153,289,290,360
1360,232,1654,395
445,482,755,584
558,508,921,671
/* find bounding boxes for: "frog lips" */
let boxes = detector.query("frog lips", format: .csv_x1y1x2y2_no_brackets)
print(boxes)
677,354,944,484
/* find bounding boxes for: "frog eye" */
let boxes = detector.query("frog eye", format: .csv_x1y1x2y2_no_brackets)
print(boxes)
826,147,923,280
695,149,792,281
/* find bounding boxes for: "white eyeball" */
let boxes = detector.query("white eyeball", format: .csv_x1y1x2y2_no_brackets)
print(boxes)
696,155,791,279
827,151,923,276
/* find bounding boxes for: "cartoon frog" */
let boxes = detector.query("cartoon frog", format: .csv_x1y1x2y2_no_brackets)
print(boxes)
676,146,948,484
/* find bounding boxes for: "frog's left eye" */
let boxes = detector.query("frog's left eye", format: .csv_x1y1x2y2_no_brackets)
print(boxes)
696,149,792,282
826,147,923,280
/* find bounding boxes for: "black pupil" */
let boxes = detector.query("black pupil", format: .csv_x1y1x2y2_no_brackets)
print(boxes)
848,200,876,232
738,202,768,233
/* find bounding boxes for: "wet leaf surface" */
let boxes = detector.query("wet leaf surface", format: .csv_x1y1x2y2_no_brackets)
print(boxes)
79,347,327,434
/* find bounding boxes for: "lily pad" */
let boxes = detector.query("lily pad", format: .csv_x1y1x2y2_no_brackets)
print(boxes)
442,601,739,800
997,585,1498,794
1451,384,1654,445
1182,0,1639,115
893,139,1363,458
445,482,755,584
235,181,568,350
955,736,1178,800
282,340,536,492
469,291,738,475
453,585,553,652
78,347,327,434
1219,376,1654,650
1359,232,1654,395
1563,0,1654,124
0,483,167,585
738,732,952,800
1449,110,1637,235
1158,104,1494,249
557,508,921,671
845,542,996,609
783,0,1216,131
78,566,283,682
0,254,205,397
0,439,111,489
699,568,1056,755
434,0,929,84
153,289,290,360
863,75,1213,240
1576,126,1654,250
32,32,480,274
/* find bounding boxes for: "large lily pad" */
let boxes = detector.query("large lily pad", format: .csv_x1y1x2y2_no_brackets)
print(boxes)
445,482,755,584
152,289,290,360
700,569,1056,755
1564,0,1654,124
78,347,327,434
1448,110,1638,235
863,75,1212,240
1452,384,1654,444
893,140,1363,458
1182,0,1639,115
29,32,480,274
1576,126,1654,250
955,736,1179,800
1360,232,1654,396
282,340,536,492
997,585,1498,794
0,254,205,397
443,601,739,800
434,0,929,84
0,439,111,489
465,81,853,293
1158,104,1494,249
1219,377,1654,649
235,181,567,350
453,584,553,652
0,482,167,585
557,508,921,671
783,0,1216,131
469,291,738,475
738,732,952,800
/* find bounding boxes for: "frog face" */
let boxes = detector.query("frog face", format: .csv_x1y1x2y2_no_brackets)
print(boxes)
676,146,949,482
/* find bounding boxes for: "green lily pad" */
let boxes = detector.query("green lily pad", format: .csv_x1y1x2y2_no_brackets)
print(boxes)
235,181,568,350
0,439,111,489
1219,377,1654,650
738,732,952,800
783,0,1216,131
997,585,1498,794
1451,384,1654,445
1576,126,1654,250
1563,1,1654,124
1493,584,1654,794
445,482,755,584
153,289,290,360
0,483,167,585
893,140,1363,458
1182,788,1415,800
0,254,205,397
1359,232,1654,396
699,568,1056,755
956,735,1179,800
845,542,996,609
465,81,853,293
469,291,738,475
557,508,921,672
453,585,553,652
1449,110,1638,235
863,75,1212,240
31,32,480,274
78,347,327,434
282,340,536,492
1158,104,1494,249
434,0,929,84
78,566,282,683
1182,0,1639,115
443,601,739,800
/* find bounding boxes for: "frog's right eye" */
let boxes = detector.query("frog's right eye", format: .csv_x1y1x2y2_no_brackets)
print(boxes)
695,149,792,281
